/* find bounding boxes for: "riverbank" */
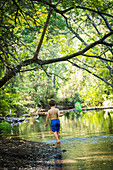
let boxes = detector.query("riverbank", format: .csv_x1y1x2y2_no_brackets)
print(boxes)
0,137,61,169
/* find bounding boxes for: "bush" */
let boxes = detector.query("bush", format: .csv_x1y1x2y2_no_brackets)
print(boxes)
0,121,11,131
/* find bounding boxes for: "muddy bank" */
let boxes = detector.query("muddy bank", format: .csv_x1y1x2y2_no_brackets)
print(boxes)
0,137,61,169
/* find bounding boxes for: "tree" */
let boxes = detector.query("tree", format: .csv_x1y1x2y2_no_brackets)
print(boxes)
0,0,113,88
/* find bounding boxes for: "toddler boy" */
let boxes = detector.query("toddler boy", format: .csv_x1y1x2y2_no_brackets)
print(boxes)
45,99,63,144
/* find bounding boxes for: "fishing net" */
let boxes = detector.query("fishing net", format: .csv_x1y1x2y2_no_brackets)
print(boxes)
75,102,82,112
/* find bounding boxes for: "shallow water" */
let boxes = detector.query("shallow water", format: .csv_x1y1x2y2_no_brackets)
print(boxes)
3,110,113,169
52,135,113,169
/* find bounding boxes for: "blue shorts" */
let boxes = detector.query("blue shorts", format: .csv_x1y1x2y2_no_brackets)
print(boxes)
51,119,60,132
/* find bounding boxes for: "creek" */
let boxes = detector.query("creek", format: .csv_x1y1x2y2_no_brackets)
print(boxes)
2,110,113,169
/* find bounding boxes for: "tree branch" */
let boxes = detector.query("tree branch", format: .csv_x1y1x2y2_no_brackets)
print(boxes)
65,17,88,46
75,57,96,69
48,72,68,80
85,12,101,35
83,54,113,62
20,68,39,72
36,0,113,18
99,14,113,31
101,42,113,47
76,6,113,18
0,30,113,88
68,60,113,88
12,0,31,27
40,65,50,77
85,12,113,55
0,58,35,88
100,31,113,41
33,7,52,60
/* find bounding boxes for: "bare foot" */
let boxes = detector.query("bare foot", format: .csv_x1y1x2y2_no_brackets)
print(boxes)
57,141,61,144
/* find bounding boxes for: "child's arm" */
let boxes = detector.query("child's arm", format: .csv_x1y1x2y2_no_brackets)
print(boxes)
45,112,49,126
58,109,63,117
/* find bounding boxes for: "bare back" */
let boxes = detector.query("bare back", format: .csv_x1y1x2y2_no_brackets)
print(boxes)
48,108,59,120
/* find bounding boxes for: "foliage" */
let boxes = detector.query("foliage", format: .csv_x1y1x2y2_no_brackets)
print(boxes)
0,121,11,131
0,87,20,116
0,0,113,116
0,0,113,87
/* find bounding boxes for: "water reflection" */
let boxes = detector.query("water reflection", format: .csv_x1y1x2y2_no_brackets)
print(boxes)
54,145,63,170
2,110,113,169
59,135,113,169
4,110,113,142
61,111,113,139
48,135,113,169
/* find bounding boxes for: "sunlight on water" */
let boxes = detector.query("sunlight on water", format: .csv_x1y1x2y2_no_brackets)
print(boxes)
2,110,113,169
48,135,113,169
14,110,113,143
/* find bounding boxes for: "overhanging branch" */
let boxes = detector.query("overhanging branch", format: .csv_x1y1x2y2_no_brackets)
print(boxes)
36,0,113,18
40,31,113,65
33,7,52,60
76,6,113,18
0,30,113,88
83,54,113,62
68,60,113,88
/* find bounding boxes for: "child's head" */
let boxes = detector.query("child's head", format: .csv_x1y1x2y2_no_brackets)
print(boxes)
49,99,56,107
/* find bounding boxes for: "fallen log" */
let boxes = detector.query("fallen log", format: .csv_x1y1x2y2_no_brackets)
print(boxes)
82,106,113,112
38,106,113,115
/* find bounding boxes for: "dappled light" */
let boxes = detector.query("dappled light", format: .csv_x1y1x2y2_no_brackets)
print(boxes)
0,0,113,169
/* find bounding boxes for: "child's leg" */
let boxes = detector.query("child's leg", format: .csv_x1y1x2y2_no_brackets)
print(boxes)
57,131,59,140
57,132,61,144
53,131,60,143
